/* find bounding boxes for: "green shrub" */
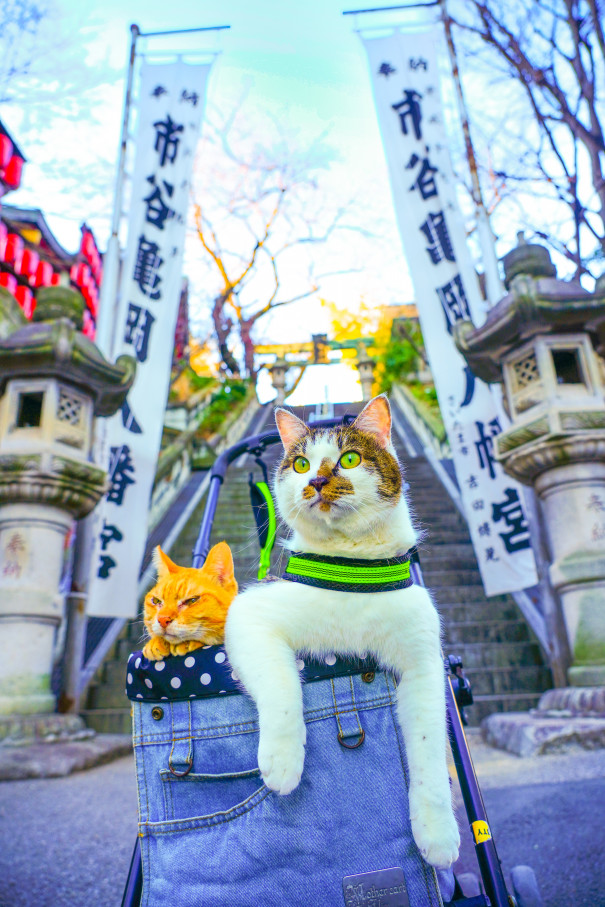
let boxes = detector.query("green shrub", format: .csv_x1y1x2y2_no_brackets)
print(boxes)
198,380,250,435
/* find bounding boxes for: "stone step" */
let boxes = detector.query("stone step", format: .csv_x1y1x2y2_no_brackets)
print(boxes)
81,708,133,736
448,640,543,670
420,569,485,587
419,553,481,571
464,693,543,726
436,587,512,604
418,543,475,559
102,658,133,689
87,681,131,711
421,530,478,544
414,513,469,529
435,601,519,623
443,619,531,645
462,665,552,697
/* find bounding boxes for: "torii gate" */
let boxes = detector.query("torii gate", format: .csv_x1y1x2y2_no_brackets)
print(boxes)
254,333,376,403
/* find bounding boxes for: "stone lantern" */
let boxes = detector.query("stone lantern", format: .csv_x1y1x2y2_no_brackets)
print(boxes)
356,351,375,402
0,287,135,717
269,357,289,404
454,236,605,687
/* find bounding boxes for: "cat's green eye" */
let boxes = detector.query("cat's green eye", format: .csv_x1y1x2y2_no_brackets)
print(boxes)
293,456,310,474
340,451,361,469
150,596,162,606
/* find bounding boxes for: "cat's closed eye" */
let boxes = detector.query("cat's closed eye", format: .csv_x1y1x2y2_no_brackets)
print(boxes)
180,596,200,607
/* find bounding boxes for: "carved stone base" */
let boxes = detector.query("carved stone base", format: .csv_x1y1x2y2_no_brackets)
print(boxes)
482,685,605,755
0,712,94,746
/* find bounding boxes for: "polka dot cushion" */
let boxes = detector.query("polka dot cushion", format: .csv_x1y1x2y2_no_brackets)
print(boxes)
125,646,378,702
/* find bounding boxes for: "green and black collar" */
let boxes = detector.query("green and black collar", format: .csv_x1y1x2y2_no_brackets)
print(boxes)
282,550,414,593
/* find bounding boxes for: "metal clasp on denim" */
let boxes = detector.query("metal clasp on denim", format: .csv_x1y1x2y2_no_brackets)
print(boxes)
330,676,365,749
168,701,194,777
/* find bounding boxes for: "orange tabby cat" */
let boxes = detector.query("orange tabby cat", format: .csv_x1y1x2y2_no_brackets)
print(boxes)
142,542,237,661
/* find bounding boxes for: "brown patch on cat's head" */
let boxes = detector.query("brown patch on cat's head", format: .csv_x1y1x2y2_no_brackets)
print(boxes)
335,425,402,501
310,456,355,508
144,543,237,646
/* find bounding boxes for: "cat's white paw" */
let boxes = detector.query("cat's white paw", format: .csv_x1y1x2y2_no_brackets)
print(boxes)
409,786,460,869
258,726,306,795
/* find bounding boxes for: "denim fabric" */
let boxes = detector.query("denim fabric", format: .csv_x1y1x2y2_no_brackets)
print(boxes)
132,671,443,907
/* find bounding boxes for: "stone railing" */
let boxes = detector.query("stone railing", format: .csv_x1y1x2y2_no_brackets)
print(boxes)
391,383,450,460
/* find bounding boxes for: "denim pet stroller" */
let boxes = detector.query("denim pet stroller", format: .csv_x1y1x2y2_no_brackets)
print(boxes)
122,419,543,907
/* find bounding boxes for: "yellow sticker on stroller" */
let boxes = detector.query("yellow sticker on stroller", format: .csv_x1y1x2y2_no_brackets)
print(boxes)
471,820,492,844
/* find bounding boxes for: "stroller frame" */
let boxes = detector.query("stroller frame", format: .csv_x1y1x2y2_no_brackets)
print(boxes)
122,420,521,907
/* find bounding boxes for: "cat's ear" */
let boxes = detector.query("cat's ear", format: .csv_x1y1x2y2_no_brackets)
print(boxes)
351,394,392,448
153,546,180,579
203,541,236,587
275,408,308,450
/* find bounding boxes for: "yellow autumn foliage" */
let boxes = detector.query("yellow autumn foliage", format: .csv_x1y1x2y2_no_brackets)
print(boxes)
321,298,418,394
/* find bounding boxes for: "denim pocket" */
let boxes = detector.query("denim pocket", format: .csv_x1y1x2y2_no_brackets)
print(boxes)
160,766,264,822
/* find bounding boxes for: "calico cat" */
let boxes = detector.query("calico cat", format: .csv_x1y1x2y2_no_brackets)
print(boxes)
224,394,460,869
142,542,237,661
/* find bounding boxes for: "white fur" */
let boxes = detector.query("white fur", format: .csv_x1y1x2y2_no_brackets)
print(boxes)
224,426,460,868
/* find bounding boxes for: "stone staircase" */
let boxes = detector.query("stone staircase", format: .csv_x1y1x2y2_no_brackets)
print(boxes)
81,400,552,732
399,454,552,724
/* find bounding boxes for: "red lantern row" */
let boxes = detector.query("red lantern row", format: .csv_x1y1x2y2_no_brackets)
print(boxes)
82,308,96,340
0,273,35,315
0,224,65,290
0,219,99,329
70,262,99,316
0,134,24,191
0,135,11,169
80,230,103,284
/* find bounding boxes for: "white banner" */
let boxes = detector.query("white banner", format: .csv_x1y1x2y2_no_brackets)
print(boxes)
362,30,538,595
87,61,211,617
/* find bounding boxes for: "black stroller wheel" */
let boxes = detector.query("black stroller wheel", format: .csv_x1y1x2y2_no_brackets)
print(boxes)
510,865,543,907
456,871,482,897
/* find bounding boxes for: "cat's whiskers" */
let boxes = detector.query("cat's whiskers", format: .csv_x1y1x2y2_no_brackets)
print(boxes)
336,497,383,543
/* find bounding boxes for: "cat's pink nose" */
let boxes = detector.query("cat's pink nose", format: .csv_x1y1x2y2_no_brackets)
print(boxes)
309,476,329,492
158,615,174,629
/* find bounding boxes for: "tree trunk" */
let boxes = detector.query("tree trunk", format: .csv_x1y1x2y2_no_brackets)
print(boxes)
212,292,240,376
239,316,257,381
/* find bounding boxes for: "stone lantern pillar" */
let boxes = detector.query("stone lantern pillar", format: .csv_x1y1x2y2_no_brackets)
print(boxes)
269,358,289,404
454,237,605,687
356,353,375,402
0,287,135,717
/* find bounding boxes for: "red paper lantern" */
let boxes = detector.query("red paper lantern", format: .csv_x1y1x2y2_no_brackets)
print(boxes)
0,135,12,170
15,285,35,318
82,231,95,259
21,248,39,279
76,262,92,287
88,285,98,317
82,308,96,339
0,273,17,295
34,260,53,288
5,233,23,270
50,272,61,286
0,222,7,260
4,155,24,190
